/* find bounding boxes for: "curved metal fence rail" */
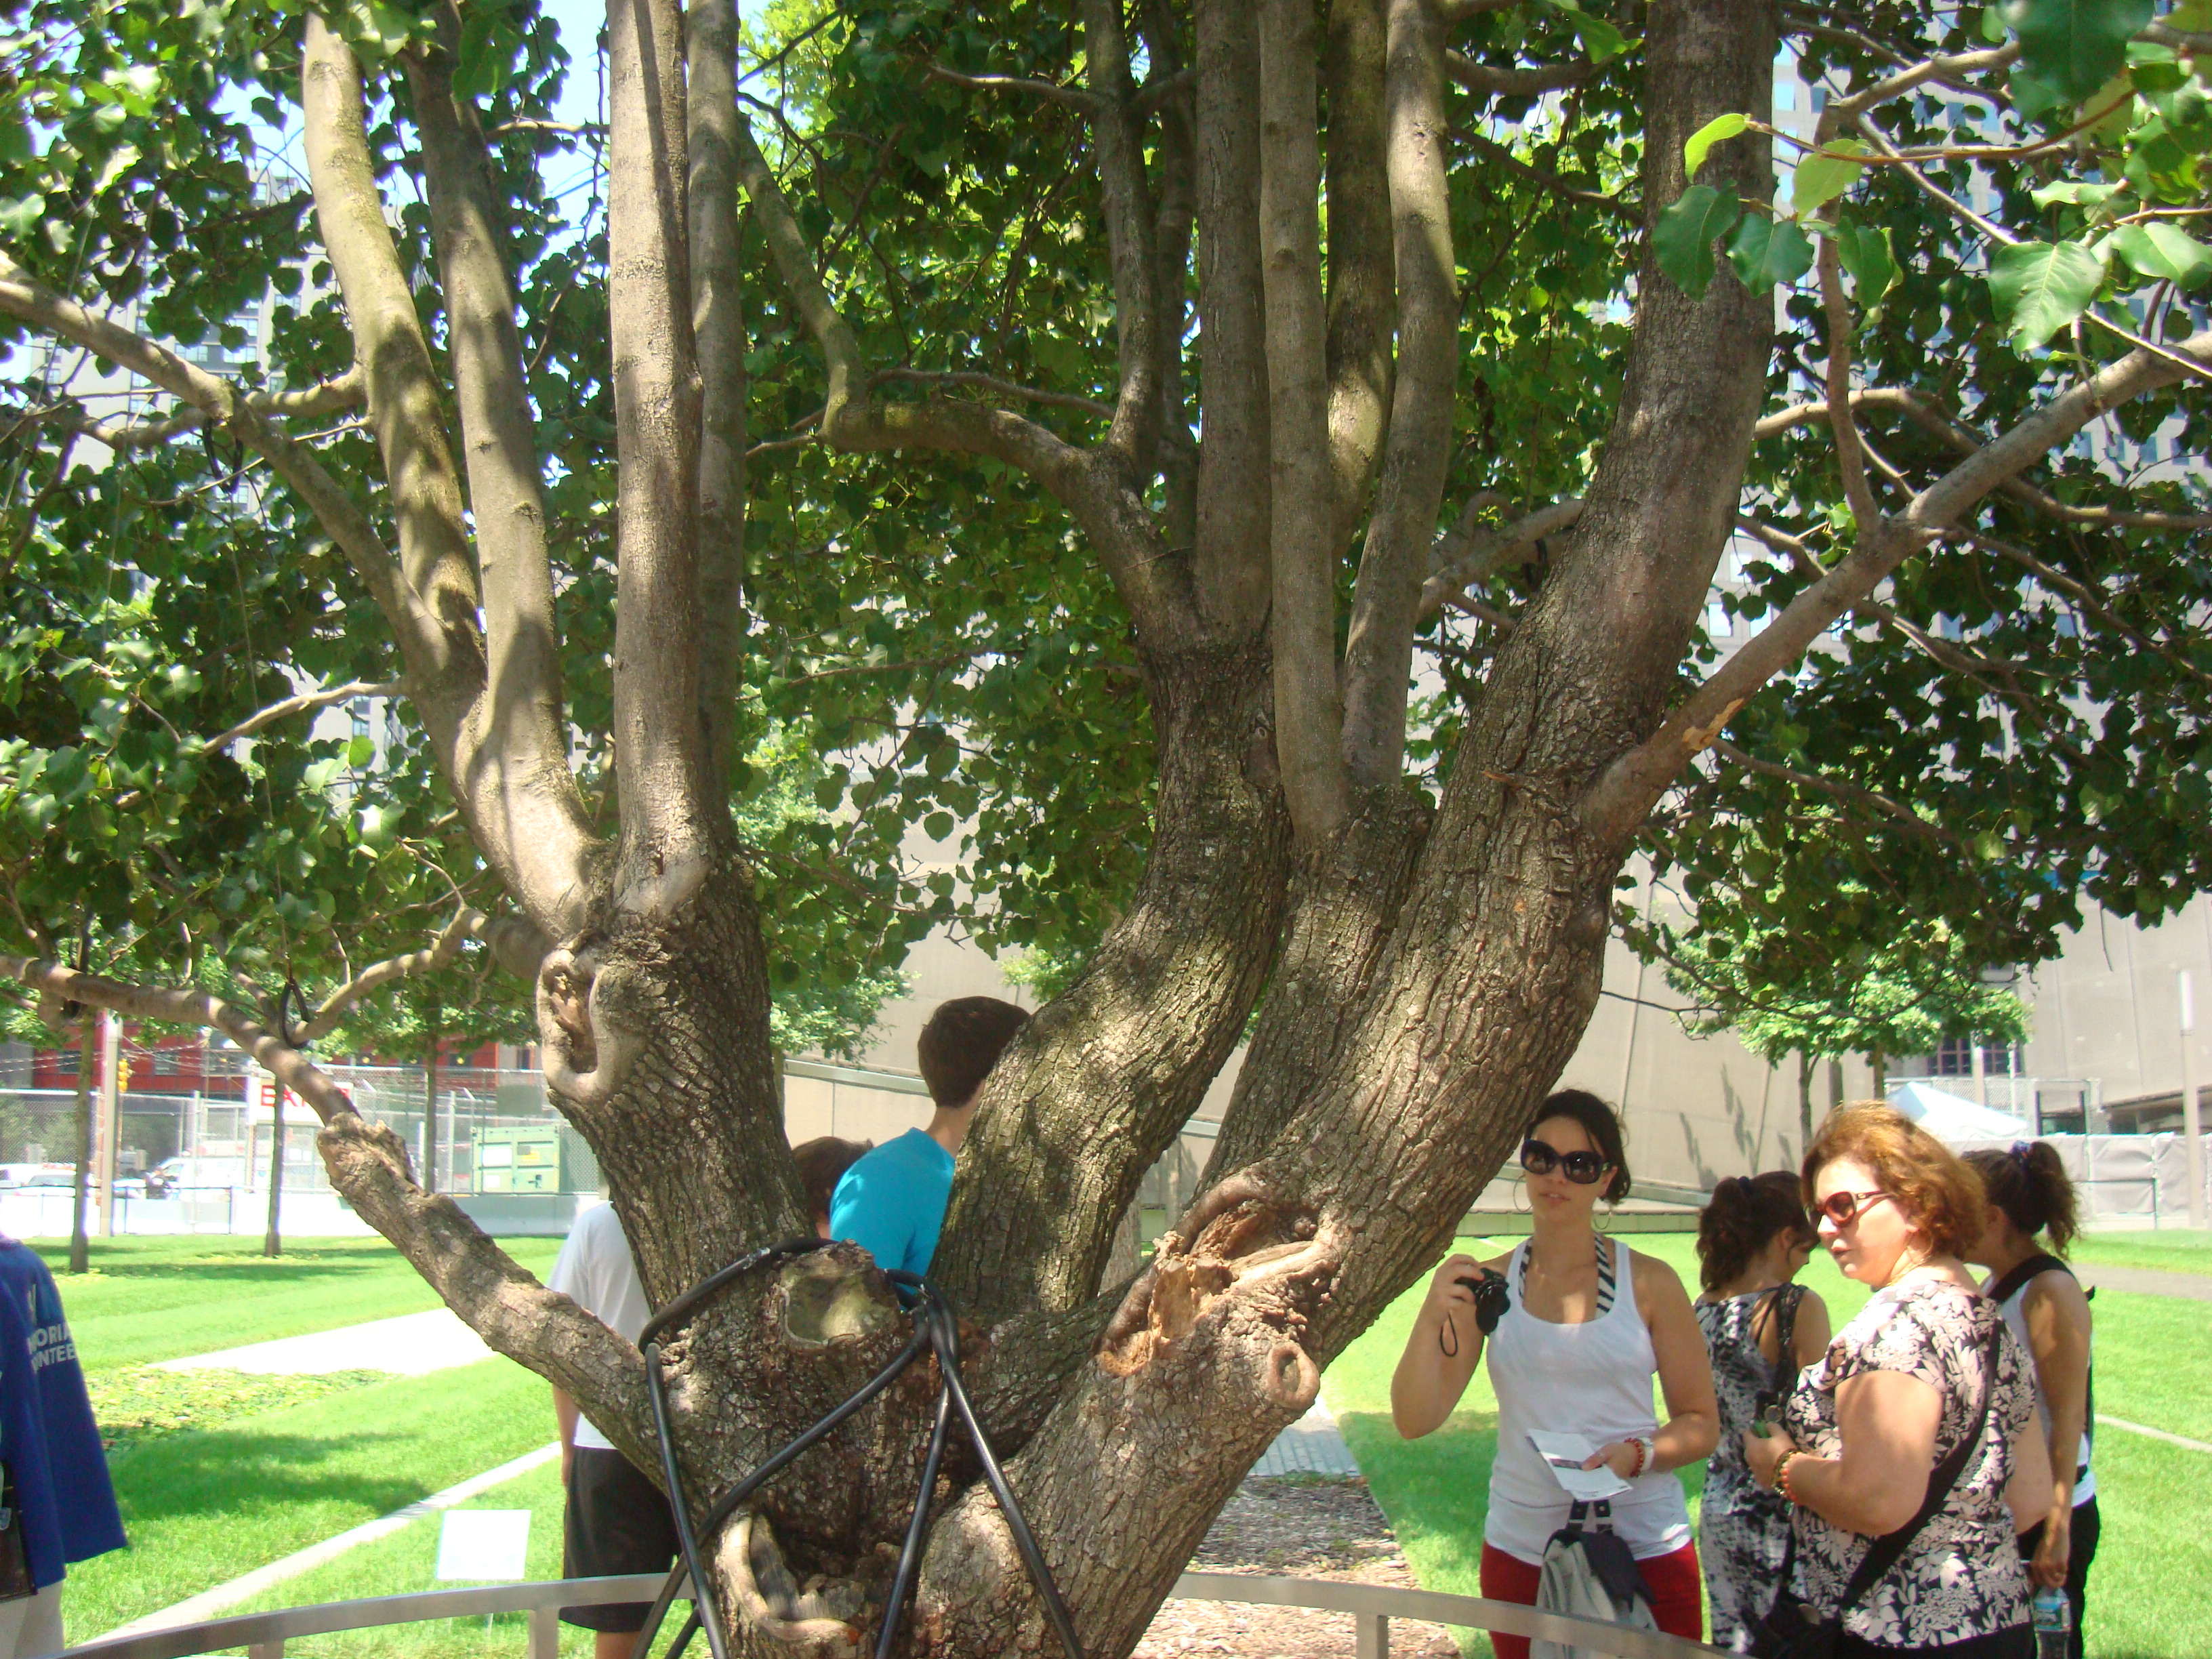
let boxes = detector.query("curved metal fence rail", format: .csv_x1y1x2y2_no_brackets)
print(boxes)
59,1570,1729,1659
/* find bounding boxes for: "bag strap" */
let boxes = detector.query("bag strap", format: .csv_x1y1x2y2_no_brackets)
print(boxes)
1984,1252,2070,1309
1832,1319,2005,1618
1765,1283,1807,1397
1982,1253,2093,1469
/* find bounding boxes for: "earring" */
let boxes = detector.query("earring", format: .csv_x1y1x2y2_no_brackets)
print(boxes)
1512,1175,1530,1214
1596,1200,1615,1233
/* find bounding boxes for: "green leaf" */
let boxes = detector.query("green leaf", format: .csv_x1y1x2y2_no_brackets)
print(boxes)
0,118,33,167
0,194,41,240
2031,180,2125,207
2003,0,2156,103
1835,220,1898,301
1988,239,2107,346
2110,220,2212,287
1791,141,1866,216
1652,184,1741,299
93,142,140,196
346,733,376,768
1983,4,2011,41
922,811,954,842
1539,0,1633,64
1727,214,1814,289
1683,113,1749,179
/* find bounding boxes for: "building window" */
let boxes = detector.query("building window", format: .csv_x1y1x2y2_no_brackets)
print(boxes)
1933,1038,2018,1077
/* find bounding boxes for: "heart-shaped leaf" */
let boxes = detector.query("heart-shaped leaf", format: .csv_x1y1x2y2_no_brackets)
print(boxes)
1792,141,1867,216
1989,239,2108,346
2003,0,2156,104
2110,220,2212,287
1654,184,1742,298
1729,214,1814,290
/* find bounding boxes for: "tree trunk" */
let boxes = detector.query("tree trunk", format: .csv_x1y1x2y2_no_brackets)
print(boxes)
423,1012,439,1197
1870,1047,1887,1100
264,1085,285,1259
68,1018,93,1274
1798,1048,1815,1154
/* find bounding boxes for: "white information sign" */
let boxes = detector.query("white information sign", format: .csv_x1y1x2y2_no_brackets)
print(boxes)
435,1509,533,1582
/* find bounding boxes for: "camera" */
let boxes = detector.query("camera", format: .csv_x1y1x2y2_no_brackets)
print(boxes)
1455,1268,1511,1334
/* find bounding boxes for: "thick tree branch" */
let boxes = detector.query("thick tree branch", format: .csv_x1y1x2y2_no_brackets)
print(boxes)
869,367,1115,421
689,0,748,806
1323,0,1395,554
732,119,1197,651
1260,0,1349,837
1758,380,2212,529
1416,497,1585,619
1582,331,2212,845
1818,234,1879,529
305,22,597,937
1343,0,1458,793
1084,0,1167,475
64,368,365,449
293,905,531,1042
1443,53,1594,98
1139,0,1199,553
0,951,648,1456
0,251,447,682
1189,0,1274,641
606,0,714,916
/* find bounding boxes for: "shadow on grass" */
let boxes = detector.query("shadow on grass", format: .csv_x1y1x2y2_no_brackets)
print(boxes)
112,1425,429,1525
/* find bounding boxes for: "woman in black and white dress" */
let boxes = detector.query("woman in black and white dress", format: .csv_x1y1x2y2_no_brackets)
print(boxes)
1694,1172,1830,1652
1744,1105,2051,1657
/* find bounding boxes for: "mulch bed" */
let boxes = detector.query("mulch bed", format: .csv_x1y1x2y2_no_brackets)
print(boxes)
1132,1475,1462,1659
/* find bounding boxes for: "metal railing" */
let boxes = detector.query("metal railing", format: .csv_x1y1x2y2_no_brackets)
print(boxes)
60,1570,1728,1659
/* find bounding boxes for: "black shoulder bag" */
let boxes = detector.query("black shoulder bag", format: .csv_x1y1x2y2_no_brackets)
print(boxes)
0,1464,34,1603
1750,1321,2004,1659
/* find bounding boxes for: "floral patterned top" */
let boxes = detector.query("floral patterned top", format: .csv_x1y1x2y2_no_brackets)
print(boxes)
1780,1277,2035,1646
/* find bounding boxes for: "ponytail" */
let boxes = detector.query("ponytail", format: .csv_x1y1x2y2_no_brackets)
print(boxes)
1965,1141,2080,1256
1696,1170,1814,1293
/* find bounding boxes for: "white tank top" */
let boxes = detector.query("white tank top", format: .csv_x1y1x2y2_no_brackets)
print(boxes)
1483,1237,1692,1565
1994,1271,2095,1506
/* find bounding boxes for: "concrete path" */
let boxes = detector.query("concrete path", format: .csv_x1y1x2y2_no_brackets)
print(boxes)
1252,1395,1362,1479
96,1442,560,1639
153,1308,494,1376
2074,1263,2212,1303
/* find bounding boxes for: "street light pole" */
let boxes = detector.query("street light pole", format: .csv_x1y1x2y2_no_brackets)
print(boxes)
2184,970,2205,1230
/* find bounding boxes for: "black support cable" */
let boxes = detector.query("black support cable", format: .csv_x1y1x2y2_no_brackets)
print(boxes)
630,1246,1084,1659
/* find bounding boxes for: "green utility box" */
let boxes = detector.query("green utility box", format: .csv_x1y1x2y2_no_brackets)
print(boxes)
472,1126,575,1193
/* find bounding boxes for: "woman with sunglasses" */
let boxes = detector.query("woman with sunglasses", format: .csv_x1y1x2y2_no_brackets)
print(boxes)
1694,1172,1832,1652
1392,1090,1718,1658
1744,1105,2049,1657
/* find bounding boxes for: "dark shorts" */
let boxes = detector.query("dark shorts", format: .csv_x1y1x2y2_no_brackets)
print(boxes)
562,1446,681,1631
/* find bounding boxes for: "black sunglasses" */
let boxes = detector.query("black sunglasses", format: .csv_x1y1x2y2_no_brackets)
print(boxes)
1521,1137,1610,1185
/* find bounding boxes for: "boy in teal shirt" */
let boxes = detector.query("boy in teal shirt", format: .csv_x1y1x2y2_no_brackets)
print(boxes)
830,996,1029,1275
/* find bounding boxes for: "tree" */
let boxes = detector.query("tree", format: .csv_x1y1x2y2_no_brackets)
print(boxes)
1642,899,2032,1147
4,2,2211,1655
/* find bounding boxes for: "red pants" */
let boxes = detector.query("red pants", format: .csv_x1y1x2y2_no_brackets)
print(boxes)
1479,1539,1703,1659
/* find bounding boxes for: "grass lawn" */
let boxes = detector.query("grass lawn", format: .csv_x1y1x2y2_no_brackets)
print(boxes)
1326,1233,2212,1659
38,1235,562,1373
42,1235,568,1650
228,1453,603,1659
2070,1228,2212,1279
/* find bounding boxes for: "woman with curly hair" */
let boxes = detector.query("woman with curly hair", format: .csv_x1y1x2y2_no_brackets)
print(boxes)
1744,1105,2051,1657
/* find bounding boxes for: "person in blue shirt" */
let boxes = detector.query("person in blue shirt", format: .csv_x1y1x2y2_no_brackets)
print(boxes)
829,997,1029,1276
0,1234,125,1658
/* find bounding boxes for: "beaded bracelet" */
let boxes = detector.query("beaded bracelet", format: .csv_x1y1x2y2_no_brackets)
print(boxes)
1773,1449,1804,1504
1629,1435,1655,1479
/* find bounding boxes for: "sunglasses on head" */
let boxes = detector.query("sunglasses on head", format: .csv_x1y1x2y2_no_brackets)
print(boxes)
1813,1188,1893,1227
1520,1137,1610,1185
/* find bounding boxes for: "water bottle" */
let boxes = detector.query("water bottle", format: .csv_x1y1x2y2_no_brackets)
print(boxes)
2030,1586,2070,1659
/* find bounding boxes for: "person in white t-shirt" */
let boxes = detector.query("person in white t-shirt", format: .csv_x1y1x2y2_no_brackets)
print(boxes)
548,1202,676,1659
